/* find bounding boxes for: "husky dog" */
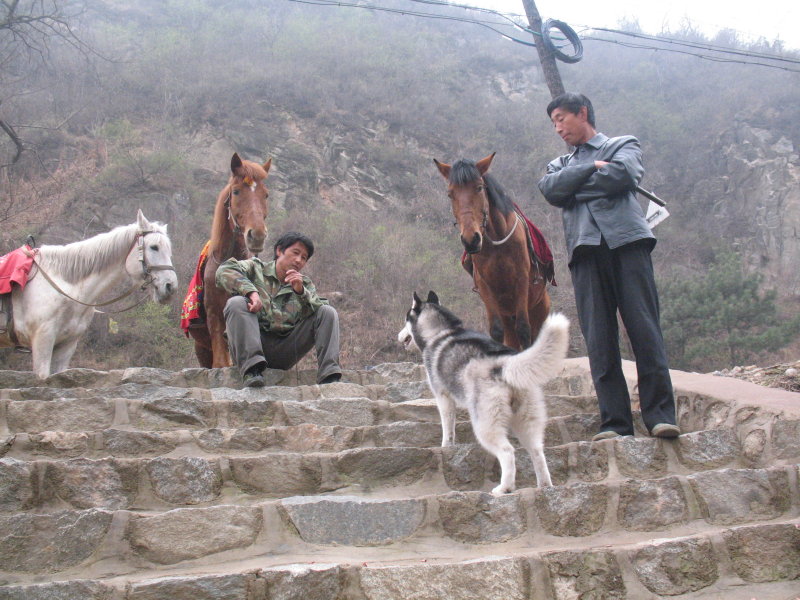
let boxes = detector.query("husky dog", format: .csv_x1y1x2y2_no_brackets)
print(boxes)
398,291,569,494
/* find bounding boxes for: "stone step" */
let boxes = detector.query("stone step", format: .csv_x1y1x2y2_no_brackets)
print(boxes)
5,422,799,513
1,519,797,598
0,363,429,392
1,464,797,574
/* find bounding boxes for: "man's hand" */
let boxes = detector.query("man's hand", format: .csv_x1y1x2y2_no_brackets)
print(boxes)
284,269,305,294
595,160,609,169
246,291,263,313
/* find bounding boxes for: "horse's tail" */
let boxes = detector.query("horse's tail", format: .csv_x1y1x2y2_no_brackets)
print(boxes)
502,313,569,389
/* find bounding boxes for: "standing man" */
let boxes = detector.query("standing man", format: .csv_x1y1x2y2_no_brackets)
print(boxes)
216,231,342,388
537,92,679,441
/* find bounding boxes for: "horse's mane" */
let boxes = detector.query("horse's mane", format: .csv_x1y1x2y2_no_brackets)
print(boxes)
37,221,168,283
449,160,515,216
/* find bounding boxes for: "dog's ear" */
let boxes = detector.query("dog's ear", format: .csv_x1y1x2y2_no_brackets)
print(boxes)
426,291,439,305
412,291,422,312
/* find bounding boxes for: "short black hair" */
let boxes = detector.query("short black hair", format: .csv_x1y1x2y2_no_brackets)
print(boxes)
546,92,595,127
273,231,315,260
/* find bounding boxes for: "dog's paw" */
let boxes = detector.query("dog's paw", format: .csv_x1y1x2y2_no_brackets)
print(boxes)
491,484,514,496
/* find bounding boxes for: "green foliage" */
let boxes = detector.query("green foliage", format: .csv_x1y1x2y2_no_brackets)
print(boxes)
660,247,800,371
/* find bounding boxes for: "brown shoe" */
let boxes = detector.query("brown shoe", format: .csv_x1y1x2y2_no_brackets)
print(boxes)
651,423,680,438
592,430,621,442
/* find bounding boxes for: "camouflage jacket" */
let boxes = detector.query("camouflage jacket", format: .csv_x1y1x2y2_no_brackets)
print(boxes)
215,257,328,335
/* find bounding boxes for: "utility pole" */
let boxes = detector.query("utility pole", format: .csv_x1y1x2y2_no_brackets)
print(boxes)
520,0,564,99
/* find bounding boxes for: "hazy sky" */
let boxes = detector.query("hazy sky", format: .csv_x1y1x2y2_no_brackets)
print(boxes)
468,0,799,50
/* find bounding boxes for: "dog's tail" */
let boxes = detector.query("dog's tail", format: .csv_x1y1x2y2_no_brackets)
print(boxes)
502,313,570,389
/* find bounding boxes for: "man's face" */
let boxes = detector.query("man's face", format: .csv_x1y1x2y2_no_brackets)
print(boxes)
275,241,310,281
550,106,593,147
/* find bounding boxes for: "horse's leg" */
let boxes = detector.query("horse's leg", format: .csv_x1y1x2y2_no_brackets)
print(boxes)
527,286,552,343
50,337,80,375
195,338,214,369
207,309,232,368
30,328,56,379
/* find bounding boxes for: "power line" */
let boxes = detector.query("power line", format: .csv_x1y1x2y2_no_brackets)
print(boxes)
281,0,800,72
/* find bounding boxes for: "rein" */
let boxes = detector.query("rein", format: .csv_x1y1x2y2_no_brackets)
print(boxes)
484,211,521,246
28,230,175,312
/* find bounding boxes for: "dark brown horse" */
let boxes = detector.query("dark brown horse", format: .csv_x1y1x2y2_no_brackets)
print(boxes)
188,153,271,367
434,152,551,350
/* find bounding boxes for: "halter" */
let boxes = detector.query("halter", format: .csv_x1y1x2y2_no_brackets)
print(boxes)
475,178,520,247
30,229,175,312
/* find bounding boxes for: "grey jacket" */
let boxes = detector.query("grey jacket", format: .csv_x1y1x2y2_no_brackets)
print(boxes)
538,133,654,265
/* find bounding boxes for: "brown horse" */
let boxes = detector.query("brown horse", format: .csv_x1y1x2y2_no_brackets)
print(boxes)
188,153,271,367
434,152,551,350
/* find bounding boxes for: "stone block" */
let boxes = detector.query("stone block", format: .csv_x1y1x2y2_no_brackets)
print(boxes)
43,458,138,510
368,421,444,448
178,367,246,389
631,537,718,595
368,362,425,383
385,400,441,423
358,556,529,600
615,436,668,480
723,523,800,582
384,380,432,403
688,468,790,525
333,447,436,488
138,397,215,429
225,397,282,427
229,454,323,496
741,428,768,466
121,367,174,385
6,398,114,433
573,441,609,482
280,495,425,545
45,368,118,388
0,579,115,599
0,509,112,572
535,482,608,537
127,574,253,600
273,424,359,453
562,413,601,443
442,444,487,491
618,477,689,531
772,419,800,460
439,491,526,543
103,428,177,457
545,394,597,417
281,398,378,427
0,434,12,457
128,505,262,564
146,457,223,504
0,457,34,511
675,428,740,470
543,549,626,599
260,564,346,600
26,431,90,458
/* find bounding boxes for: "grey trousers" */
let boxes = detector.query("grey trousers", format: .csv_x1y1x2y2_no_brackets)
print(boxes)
223,296,341,383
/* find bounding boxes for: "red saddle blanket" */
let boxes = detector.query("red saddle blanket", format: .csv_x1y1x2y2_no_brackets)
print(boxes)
0,246,35,294
180,241,210,335
461,204,556,286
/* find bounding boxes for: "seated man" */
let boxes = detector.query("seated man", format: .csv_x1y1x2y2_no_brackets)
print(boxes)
216,231,342,387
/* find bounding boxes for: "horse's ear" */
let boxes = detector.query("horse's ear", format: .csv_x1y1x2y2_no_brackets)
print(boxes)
475,152,496,176
262,158,272,175
136,209,149,230
231,153,243,175
433,158,451,181
426,290,439,305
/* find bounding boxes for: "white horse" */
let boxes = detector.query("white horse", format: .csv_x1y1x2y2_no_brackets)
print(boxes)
0,210,178,378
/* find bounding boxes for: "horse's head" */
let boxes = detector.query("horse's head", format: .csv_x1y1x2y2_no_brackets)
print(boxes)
126,210,178,304
434,153,495,254
228,152,271,255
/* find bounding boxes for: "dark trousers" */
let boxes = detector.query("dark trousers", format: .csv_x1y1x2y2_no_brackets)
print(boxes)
569,240,676,435
223,296,341,384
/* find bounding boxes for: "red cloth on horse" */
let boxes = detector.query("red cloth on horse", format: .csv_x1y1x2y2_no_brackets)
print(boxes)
461,205,556,286
180,241,210,335
0,246,35,294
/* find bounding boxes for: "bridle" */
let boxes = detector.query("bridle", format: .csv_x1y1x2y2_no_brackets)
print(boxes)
29,230,175,312
211,189,245,265
464,178,520,247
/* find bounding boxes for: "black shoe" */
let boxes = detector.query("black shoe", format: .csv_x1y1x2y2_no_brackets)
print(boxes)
242,366,266,388
319,373,342,385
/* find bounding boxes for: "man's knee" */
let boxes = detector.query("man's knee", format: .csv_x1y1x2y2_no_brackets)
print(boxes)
223,295,249,318
316,304,339,325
